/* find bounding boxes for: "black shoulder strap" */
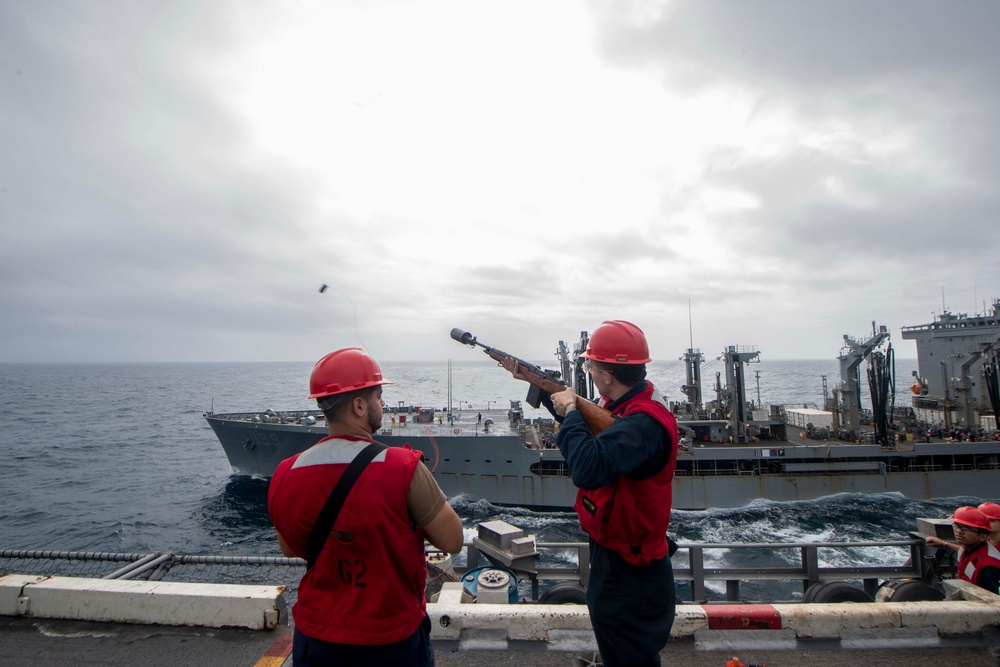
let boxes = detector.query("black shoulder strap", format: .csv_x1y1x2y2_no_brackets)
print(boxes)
306,441,387,570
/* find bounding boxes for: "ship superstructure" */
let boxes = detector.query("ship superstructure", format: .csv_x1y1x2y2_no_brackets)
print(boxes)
901,298,1000,429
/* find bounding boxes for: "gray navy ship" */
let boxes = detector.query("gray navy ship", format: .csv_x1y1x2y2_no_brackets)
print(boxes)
205,309,1000,510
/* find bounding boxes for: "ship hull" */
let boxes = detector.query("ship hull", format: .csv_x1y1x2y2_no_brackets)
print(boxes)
206,413,576,510
673,469,997,510
206,412,1000,510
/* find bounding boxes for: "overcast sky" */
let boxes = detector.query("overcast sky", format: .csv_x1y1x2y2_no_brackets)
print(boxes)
2,1,998,364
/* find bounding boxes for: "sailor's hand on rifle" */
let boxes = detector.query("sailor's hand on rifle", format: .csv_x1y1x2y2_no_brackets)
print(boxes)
551,387,577,417
501,357,531,381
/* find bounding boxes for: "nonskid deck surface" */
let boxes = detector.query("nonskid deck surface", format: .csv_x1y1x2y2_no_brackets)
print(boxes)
7,532,1000,665
4,617,1000,667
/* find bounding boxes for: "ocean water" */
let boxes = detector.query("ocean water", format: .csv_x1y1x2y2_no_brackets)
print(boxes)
0,358,986,600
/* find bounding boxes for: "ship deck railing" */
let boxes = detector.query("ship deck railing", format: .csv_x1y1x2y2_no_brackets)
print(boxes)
206,410,325,423
0,550,303,593
677,466,895,477
465,538,927,603
4,536,930,607
674,469,760,477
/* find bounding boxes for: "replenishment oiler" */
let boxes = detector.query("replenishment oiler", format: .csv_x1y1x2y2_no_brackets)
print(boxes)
205,311,1000,510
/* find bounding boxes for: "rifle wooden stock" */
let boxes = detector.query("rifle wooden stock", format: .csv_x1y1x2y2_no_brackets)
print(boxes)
569,395,618,435
478,347,617,436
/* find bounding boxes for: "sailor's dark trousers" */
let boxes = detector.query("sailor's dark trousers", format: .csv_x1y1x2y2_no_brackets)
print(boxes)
292,614,434,667
587,539,675,667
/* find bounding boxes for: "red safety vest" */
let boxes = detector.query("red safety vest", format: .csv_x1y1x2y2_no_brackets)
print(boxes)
575,382,679,566
268,436,427,645
957,541,1000,593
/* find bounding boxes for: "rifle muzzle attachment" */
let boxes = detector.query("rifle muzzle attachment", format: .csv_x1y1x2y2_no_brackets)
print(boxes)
450,328,477,346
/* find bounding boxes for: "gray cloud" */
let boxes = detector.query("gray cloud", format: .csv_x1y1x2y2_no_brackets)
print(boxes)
597,2,1000,92
592,0,999,308
1,1,997,361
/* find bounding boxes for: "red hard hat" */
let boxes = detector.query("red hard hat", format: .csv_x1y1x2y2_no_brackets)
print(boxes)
978,502,1000,520
581,320,651,364
951,506,991,532
308,348,393,399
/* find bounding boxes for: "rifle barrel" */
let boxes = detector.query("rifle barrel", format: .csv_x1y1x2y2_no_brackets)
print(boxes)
449,325,618,435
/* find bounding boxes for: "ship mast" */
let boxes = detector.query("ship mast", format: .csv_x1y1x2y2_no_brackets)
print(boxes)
681,301,704,412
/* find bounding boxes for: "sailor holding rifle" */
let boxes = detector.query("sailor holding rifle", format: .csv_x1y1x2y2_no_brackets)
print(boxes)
503,320,679,667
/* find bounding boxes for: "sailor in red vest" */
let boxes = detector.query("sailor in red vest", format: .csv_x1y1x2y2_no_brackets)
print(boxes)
927,506,1000,595
505,320,678,667
268,348,464,666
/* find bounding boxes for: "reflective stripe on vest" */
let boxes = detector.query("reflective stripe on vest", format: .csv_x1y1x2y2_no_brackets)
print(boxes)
958,541,1000,590
268,437,427,645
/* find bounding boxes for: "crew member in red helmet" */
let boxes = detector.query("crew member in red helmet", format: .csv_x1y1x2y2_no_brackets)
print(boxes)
269,347,463,666
978,502,1000,547
927,506,1000,594
505,321,678,667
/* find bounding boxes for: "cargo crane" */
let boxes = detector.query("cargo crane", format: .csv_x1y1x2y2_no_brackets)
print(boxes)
721,345,760,443
838,322,890,436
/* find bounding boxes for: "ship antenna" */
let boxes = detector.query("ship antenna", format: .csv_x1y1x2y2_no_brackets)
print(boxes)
688,299,694,350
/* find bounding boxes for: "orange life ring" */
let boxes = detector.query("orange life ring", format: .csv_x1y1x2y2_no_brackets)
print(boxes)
453,428,460,434
468,405,474,409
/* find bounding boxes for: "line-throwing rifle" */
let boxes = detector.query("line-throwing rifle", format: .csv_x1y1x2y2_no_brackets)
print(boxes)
450,327,617,436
